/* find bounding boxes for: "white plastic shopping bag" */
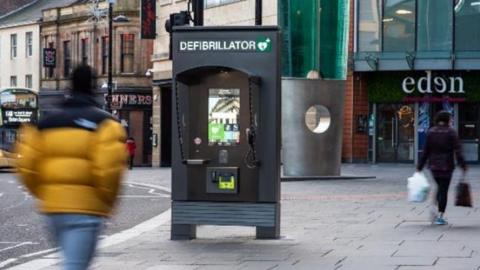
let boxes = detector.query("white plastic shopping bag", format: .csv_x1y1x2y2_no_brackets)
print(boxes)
407,172,430,202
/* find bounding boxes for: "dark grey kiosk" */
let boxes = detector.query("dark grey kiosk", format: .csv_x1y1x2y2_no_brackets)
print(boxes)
171,26,281,240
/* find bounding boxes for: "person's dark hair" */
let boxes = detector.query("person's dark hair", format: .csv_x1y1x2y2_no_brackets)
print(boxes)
434,111,452,126
71,65,95,95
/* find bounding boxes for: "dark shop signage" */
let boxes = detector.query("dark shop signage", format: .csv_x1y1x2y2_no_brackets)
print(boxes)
141,0,156,39
43,48,56,68
111,94,153,108
178,36,273,52
2,109,37,125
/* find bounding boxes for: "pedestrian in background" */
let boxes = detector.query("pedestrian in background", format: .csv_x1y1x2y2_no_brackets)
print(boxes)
126,137,136,170
15,65,127,270
417,111,467,225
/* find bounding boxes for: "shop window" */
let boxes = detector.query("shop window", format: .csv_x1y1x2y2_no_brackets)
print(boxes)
10,34,17,58
383,0,415,52
81,38,89,66
26,32,33,57
63,41,71,77
358,0,381,52
102,36,108,74
120,34,134,73
417,0,453,51
455,0,480,51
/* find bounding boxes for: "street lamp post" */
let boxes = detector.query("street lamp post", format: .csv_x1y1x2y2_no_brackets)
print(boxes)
107,1,114,112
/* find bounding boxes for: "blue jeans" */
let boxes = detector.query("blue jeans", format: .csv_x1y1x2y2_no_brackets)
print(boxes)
47,214,103,270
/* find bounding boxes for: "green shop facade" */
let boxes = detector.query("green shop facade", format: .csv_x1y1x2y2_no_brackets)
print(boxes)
353,0,480,164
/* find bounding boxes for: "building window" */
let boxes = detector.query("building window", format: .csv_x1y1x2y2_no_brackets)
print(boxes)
25,75,32,89
63,41,71,77
358,0,381,52
102,36,108,74
417,0,453,51
455,0,480,51
10,34,17,58
10,76,17,87
26,32,33,57
81,38,89,65
120,34,134,73
383,0,415,52
205,0,241,8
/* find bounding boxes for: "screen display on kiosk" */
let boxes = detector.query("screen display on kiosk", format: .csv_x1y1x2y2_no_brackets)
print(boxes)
208,88,240,146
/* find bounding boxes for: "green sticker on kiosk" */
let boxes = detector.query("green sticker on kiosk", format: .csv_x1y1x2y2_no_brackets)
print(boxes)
218,175,235,190
208,123,225,142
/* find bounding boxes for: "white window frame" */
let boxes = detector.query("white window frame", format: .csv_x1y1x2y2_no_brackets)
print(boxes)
10,76,17,87
11,34,17,58
26,32,33,57
25,74,32,89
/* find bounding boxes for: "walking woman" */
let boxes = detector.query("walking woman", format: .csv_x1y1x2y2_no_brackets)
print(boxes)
417,111,467,225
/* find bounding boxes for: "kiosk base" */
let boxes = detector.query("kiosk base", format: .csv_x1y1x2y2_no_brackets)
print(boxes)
171,201,280,240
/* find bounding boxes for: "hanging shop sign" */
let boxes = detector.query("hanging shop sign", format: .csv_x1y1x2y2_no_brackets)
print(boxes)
402,71,465,95
1,109,37,125
43,48,56,68
111,94,153,109
141,0,156,39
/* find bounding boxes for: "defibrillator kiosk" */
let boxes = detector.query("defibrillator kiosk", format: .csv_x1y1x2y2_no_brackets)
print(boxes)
171,26,281,240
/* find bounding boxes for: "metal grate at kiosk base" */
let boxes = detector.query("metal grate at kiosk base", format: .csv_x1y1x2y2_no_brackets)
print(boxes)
172,201,278,227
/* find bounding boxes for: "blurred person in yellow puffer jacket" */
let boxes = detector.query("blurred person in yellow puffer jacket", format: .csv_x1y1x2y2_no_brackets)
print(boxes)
15,65,127,270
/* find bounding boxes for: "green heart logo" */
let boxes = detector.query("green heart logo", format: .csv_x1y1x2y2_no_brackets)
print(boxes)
256,37,272,52
211,127,220,134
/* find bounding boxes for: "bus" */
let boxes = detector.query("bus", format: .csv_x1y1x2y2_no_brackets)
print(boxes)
0,88,38,168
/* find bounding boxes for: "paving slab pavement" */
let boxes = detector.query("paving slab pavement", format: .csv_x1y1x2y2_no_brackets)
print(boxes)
9,164,480,270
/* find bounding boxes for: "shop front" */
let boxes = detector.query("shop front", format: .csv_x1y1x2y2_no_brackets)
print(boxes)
365,71,480,164
111,90,153,167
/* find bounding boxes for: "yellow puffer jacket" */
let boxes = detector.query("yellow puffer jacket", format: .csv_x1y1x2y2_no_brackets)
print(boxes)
15,97,127,217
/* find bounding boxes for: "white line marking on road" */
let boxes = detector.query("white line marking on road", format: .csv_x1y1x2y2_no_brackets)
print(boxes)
4,259,58,270
126,181,171,193
0,258,17,268
20,248,58,259
119,195,169,198
0,242,35,253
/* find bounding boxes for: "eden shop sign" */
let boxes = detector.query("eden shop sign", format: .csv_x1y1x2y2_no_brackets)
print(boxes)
402,71,465,95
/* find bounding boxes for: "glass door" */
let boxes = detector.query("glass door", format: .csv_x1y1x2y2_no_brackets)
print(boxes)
458,104,479,162
377,104,415,162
